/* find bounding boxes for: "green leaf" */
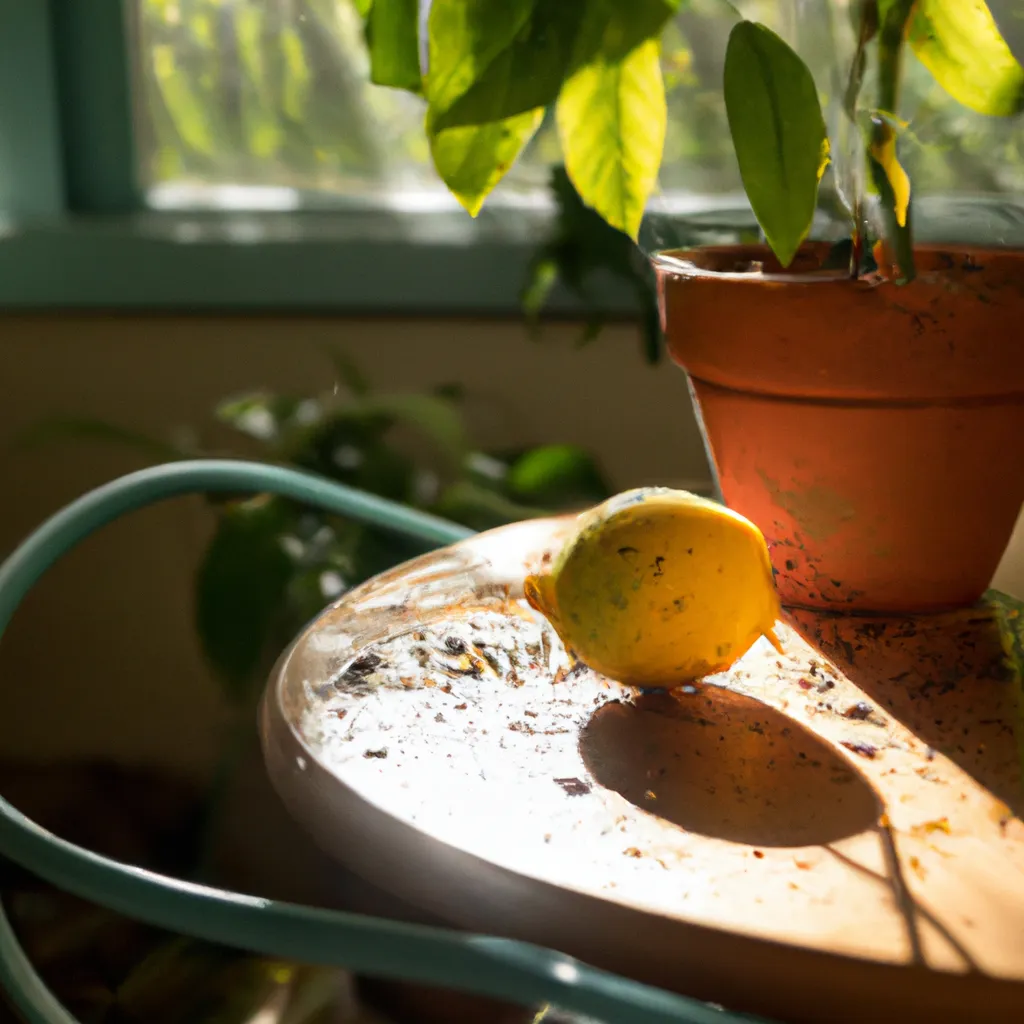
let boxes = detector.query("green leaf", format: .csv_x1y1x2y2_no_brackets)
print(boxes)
426,0,584,130
428,106,543,216
352,0,374,18
367,0,422,92
521,165,661,358
549,163,642,280
638,289,663,365
908,0,1024,117
582,0,682,61
332,392,469,467
15,417,188,462
196,497,295,701
427,0,677,132
324,347,372,397
216,392,315,446
506,444,611,507
276,391,466,499
292,429,414,501
722,21,829,267
521,253,560,319
347,523,425,582
278,966,348,1024
432,381,466,402
432,480,551,533
114,939,305,1024
113,938,238,1024
556,36,666,240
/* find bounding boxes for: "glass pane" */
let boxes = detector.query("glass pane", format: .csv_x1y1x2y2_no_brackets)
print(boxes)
131,0,559,210
132,0,1024,228
646,0,1024,254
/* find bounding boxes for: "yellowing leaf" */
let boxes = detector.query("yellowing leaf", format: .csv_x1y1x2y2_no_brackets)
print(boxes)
428,108,543,217
723,22,829,267
908,0,1024,117
817,136,831,181
870,125,910,226
556,38,666,240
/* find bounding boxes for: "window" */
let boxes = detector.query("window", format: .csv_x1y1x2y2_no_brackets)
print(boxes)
1,1,1022,310
134,0,559,213
132,0,1024,211
128,0,757,214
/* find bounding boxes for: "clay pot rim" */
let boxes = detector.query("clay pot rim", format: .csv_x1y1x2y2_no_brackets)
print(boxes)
651,242,1016,285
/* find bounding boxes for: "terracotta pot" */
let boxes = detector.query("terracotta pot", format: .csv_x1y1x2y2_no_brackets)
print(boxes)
654,244,1024,613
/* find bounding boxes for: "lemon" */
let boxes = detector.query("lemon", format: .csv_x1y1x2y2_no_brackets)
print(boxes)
525,488,782,688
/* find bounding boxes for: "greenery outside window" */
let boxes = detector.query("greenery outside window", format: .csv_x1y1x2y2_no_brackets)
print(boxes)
1,1,1022,313
0,1,612,313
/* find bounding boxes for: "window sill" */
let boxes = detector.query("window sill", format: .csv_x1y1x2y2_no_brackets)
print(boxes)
1,194,1015,315
0,206,641,316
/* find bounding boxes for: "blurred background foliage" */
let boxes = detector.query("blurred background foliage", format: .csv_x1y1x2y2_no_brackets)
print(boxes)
34,355,612,711
21,355,615,1022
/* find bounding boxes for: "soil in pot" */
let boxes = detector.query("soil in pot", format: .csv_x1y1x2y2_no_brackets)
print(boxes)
654,243,1024,614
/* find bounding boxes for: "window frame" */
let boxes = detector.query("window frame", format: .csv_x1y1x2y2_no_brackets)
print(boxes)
0,0,637,316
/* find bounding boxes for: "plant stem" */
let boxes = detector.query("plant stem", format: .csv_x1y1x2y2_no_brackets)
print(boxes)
843,0,917,282
869,0,916,282
843,1,878,276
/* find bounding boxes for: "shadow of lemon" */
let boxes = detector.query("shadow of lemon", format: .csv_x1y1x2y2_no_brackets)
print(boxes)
581,686,881,847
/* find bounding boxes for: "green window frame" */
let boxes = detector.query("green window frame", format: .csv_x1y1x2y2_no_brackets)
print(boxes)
0,0,636,315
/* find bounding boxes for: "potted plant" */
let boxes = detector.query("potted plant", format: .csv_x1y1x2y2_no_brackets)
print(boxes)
359,0,1024,612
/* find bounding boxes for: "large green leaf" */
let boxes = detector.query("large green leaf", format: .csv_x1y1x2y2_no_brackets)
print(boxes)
113,937,339,1024
426,0,584,129
556,35,666,241
723,21,829,267
431,479,550,532
428,106,543,216
506,444,611,507
113,938,248,1024
426,0,676,131
367,0,422,92
287,423,414,500
569,0,681,64
195,497,295,701
16,417,189,462
282,391,469,470
324,347,372,397
520,164,662,362
908,0,1024,117
345,392,469,465
216,392,312,446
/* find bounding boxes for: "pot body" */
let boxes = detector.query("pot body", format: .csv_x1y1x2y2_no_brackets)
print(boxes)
656,245,1024,613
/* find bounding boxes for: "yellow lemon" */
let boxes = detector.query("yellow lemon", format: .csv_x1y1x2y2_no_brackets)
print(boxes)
524,488,782,688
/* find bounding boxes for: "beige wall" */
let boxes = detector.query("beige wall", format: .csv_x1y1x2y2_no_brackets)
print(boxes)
2,312,1022,780
0,314,710,778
